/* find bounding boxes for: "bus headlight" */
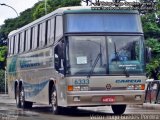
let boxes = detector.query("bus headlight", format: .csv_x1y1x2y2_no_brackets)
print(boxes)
68,85,89,91
126,84,135,90
127,84,145,90
80,86,89,91
73,86,81,91
134,84,145,90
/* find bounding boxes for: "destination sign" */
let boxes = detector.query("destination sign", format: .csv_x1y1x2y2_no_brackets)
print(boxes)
91,2,157,11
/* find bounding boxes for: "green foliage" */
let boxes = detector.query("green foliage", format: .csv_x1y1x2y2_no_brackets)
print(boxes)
140,1,160,79
61,0,81,6
33,1,47,20
0,70,5,92
33,0,81,20
146,38,160,57
145,38,160,79
146,59,160,79
141,14,160,39
0,46,7,70
0,46,7,62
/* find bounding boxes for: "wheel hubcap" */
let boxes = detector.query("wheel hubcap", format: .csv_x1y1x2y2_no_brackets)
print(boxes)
16,89,19,104
20,89,24,107
51,91,57,111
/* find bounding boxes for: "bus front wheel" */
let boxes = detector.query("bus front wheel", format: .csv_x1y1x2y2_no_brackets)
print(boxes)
51,85,62,114
111,105,126,115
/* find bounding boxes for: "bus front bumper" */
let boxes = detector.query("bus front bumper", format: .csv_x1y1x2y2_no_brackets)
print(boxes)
66,90,145,106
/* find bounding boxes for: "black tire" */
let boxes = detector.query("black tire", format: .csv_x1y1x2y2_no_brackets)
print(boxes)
16,85,32,109
16,85,21,108
51,85,62,114
111,105,126,115
70,106,77,110
19,86,25,108
23,101,33,108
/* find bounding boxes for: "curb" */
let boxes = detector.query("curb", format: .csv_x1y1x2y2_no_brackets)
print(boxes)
0,94,15,104
130,103,160,110
142,103,160,110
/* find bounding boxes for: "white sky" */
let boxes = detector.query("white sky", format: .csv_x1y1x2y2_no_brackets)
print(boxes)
0,0,136,25
0,0,40,25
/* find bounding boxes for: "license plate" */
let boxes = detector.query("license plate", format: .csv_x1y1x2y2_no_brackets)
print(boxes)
101,96,115,103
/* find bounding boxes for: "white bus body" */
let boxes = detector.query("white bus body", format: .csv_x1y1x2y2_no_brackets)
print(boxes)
7,6,146,115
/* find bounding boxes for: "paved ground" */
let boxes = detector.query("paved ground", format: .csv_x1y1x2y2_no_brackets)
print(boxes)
0,94,160,120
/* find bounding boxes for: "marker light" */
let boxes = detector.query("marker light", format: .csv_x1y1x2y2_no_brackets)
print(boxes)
68,85,73,91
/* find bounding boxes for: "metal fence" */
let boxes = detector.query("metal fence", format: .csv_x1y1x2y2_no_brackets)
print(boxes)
144,79,160,104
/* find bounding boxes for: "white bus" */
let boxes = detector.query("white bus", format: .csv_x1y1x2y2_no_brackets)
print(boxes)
7,6,146,115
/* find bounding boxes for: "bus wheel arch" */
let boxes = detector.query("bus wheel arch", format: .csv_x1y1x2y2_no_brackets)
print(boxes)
111,104,126,115
15,80,23,99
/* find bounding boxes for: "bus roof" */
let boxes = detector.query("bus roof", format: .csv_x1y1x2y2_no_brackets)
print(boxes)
8,6,139,36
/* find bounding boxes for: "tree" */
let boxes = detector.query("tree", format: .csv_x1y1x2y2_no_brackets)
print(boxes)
145,38,160,79
141,7,160,79
33,0,81,20
0,70,5,93
0,46,7,70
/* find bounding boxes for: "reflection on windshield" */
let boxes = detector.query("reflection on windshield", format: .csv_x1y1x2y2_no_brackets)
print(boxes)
108,36,144,74
66,36,145,76
66,36,107,75
66,14,142,33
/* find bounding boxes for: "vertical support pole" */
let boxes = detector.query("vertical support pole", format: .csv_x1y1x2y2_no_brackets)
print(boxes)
5,70,7,94
155,81,160,104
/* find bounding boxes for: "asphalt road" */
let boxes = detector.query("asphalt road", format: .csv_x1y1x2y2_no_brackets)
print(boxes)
0,94,160,120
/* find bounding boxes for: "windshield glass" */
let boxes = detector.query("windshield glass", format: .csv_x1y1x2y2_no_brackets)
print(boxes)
107,36,144,74
66,36,145,76
65,13,142,33
66,36,107,75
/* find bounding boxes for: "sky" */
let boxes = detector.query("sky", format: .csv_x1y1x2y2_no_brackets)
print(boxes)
0,0,109,25
0,0,136,25
0,0,40,25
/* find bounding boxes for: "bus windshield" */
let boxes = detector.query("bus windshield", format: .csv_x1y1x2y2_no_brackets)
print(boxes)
66,36,145,76
65,13,142,33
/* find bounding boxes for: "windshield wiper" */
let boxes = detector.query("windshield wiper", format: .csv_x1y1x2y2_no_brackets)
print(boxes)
114,42,119,63
123,65,130,77
87,53,101,78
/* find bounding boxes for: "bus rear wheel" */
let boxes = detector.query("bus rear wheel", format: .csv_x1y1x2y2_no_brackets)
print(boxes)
51,85,62,114
16,85,21,108
111,105,126,115
16,85,32,109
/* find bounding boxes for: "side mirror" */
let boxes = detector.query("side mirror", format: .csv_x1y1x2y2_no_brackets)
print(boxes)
146,47,152,63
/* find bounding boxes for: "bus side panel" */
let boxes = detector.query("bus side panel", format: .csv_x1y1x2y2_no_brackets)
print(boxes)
7,56,18,99
7,47,55,104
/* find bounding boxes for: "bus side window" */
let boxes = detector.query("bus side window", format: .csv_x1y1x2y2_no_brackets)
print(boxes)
54,41,64,74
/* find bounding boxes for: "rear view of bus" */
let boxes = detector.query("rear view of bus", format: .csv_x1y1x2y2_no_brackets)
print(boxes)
61,8,146,115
